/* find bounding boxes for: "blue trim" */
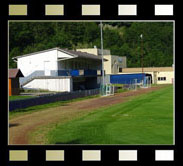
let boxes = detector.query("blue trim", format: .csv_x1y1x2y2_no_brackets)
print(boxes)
70,70,80,76
57,69,102,77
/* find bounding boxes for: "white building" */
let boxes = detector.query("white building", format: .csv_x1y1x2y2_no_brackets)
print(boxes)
122,67,174,84
13,47,106,92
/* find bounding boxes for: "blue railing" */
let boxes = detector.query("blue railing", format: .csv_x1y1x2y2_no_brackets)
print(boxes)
84,69,97,76
58,69,102,76
57,70,80,76
20,69,102,86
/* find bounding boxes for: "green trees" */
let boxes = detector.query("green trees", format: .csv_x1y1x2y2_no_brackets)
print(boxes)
9,22,173,68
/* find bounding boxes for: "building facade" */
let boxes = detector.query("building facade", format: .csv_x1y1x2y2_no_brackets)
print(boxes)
13,48,105,92
77,48,127,74
103,55,127,74
121,67,174,84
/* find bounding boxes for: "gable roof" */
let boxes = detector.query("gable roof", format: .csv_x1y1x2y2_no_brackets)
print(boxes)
61,49,107,61
13,47,108,61
9,69,24,78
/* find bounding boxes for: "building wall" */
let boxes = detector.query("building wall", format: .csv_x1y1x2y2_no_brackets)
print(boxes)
103,55,112,74
76,48,127,75
157,71,174,84
122,67,173,73
111,56,119,74
111,55,126,74
104,55,126,74
98,49,111,55
76,48,111,56
23,77,73,92
17,49,77,77
17,50,58,77
119,67,174,84
121,57,127,68
76,48,98,55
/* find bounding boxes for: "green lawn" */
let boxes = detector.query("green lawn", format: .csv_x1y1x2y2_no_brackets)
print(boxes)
9,95,35,101
47,85,174,145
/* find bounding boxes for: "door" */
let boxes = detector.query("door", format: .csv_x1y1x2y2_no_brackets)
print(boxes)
44,61,51,76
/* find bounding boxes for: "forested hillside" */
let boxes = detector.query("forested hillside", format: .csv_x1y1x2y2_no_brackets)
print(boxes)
9,22,173,68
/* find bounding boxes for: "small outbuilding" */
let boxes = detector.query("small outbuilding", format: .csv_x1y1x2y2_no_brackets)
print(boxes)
9,69,24,96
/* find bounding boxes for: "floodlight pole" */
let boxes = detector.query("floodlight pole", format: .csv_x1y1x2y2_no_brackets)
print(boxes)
100,21,105,86
140,34,144,82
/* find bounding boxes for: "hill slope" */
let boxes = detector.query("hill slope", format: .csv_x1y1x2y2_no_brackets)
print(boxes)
9,22,173,68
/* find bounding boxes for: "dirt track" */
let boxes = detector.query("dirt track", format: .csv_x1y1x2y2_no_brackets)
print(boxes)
9,86,165,145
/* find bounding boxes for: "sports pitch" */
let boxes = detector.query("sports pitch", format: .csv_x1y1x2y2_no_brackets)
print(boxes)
47,85,173,145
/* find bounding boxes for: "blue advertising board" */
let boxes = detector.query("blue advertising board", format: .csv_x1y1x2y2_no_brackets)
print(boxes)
110,73,146,84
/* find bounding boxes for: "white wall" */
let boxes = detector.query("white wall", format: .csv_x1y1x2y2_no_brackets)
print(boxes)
119,71,174,84
57,51,74,59
23,78,73,92
103,55,112,74
17,50,58,77
157,71,174,84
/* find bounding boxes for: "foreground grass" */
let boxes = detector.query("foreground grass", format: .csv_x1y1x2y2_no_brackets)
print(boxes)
47,85,173,145
9,95,100,119
9,95,35,101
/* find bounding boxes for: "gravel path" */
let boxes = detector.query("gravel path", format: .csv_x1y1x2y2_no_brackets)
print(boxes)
9,86,165,145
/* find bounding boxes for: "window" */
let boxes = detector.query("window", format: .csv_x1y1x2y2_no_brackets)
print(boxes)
158,77,166,81
119,67,122,73
118,57,123,63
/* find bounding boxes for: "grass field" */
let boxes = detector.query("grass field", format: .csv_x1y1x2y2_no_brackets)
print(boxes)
9,95,35,101
47,85,173,145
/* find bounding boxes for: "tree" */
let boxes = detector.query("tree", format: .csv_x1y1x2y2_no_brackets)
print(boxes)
9,22,173,68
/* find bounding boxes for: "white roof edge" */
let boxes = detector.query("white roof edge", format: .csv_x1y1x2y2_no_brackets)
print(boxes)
12,47,78,59
13,47,59,59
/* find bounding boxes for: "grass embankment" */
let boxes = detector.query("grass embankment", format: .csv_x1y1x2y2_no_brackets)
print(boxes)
9,95,100,119
9,95,35,101
47,85,173,145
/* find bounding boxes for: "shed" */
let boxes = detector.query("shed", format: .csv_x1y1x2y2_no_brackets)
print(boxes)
9,69,24,96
